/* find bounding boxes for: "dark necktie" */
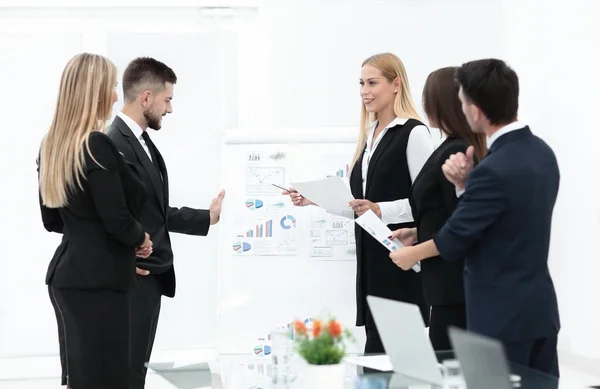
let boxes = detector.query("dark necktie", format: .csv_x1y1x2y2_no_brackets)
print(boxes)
141,131,162,180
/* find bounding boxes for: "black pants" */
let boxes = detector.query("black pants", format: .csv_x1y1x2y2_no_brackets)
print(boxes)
429,304,467,351
50,286,131,389
130,275,162,389
504,334,559,377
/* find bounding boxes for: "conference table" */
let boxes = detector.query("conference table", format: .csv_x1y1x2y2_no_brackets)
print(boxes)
147,350,572,389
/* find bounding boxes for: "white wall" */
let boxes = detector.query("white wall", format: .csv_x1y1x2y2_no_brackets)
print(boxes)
0,6,252,357
241,0,503,130
0,31,85,357
501,0,600,360
7,0,597,363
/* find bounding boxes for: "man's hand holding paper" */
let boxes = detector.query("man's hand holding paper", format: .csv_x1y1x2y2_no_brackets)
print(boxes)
355,210,421,273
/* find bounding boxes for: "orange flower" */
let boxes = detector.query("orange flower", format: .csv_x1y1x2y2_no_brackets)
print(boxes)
294,320,306,335
312,319,322,337
328,320,343,337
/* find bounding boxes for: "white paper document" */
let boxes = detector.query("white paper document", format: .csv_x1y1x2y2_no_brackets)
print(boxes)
290,176,355,213
355,210,421,273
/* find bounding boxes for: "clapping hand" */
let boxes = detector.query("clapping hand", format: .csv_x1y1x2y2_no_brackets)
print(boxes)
442,145,475,191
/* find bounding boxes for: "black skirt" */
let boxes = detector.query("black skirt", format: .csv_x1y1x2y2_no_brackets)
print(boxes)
49,286,131,389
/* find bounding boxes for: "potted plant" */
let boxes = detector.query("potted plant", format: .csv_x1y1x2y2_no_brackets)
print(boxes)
293,317,354,389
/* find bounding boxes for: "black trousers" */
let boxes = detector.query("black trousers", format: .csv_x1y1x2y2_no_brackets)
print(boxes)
429,304,467,351
504,334,560,377
49,286,131,389
130,275,162,389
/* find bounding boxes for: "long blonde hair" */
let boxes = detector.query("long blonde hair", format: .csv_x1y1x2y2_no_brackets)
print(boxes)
351,53,422,169
39,53,117,208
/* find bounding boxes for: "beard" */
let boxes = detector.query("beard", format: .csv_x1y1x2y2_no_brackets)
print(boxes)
144,108,163,131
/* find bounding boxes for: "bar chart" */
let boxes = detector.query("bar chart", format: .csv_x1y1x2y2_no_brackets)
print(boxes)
335,164,349,177
245,219,273,238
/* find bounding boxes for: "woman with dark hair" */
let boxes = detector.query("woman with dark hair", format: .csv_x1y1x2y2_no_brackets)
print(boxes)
389,66,486,350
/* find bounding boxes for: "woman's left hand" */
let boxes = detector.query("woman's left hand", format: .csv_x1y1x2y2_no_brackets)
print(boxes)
136,246,152,258
348,199,381,217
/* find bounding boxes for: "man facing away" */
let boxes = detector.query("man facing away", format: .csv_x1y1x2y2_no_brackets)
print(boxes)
390,58,561,376
107,57,225,388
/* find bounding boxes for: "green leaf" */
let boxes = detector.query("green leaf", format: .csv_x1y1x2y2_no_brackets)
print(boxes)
295,332,347,365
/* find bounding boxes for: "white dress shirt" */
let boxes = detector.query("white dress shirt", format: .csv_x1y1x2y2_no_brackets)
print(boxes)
486,120,525,149
117,112,152,161
455,121,525,197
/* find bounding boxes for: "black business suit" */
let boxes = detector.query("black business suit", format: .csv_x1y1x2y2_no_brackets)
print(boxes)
409,136,468,351
349,119,429,354
107,114,211,389
39,131,148,389
434,126,561,376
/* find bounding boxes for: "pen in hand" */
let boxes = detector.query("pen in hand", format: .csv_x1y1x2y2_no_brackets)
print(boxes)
275,184,315,207
272,183,294,193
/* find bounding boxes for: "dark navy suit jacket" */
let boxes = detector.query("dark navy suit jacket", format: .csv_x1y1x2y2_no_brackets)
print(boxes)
434,126,560,342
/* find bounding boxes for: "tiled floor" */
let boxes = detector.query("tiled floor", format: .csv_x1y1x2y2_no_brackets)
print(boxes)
0,350,598,388
0,375,191,389
558,365,600,389
0,349,218,389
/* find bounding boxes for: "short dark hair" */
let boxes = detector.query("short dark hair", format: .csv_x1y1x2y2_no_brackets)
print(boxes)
122,57,177,103
423,67,487,163
455,59,519,125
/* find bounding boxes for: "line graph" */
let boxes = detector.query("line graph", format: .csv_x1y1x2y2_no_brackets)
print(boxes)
245,167,285,193
309,213,356,261
325,230,349,245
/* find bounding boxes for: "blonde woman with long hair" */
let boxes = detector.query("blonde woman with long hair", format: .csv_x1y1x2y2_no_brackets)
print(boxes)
38,53,152,389
285,53,433,354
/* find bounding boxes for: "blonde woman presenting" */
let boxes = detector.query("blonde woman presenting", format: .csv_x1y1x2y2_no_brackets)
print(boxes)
284,53,433,354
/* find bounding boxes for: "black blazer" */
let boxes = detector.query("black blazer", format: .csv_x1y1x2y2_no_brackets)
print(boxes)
409,136,468,306
434,127,561,342
39,131,148,291
107,116,210,297
349,119,429,328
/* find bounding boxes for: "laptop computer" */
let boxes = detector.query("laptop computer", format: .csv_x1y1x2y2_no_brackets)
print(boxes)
366,295,445,386
146,362,213,389
448,327,513,389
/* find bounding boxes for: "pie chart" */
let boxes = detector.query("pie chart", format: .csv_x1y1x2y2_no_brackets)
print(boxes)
280,215,296,229
245,199,264,210
232,241,252,253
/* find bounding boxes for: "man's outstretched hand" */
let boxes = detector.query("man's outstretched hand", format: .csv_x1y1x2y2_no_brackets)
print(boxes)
209,190,226,225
